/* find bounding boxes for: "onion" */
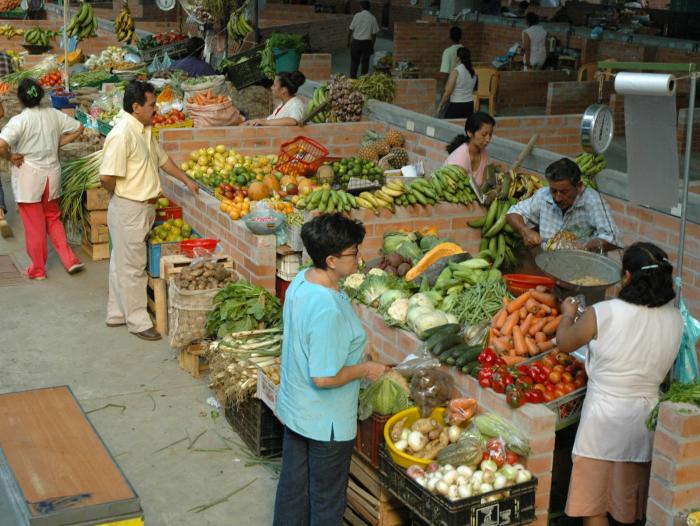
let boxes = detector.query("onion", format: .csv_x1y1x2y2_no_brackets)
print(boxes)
426,462,440,473
512,463,525,471
456,475,469,486
458,484,473,499
394,439,408,452
493,474,507,490
480,459,498,472
456,465,473,478
447,425,462,443
480,483,494,494
415,477,426,487
500,464,518,481
447,485,460,501
427,478,438,492
442,464,454,472
436,480,450,496
401,429,410,441
471,470,484,483
482,470,495,485
407,465,425,480
442,469,457,485
407,431,428,452
516,469,533,484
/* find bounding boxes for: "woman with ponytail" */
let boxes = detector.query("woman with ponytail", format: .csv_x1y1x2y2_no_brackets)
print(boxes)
437,47,478,119
444,111,495,187
556,242,682,526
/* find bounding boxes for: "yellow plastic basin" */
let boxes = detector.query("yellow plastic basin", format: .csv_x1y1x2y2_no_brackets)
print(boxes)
383,406,446,469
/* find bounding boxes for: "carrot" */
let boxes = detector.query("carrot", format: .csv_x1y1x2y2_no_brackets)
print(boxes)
543,315,563,336
534,331,548,344
501,311,520,336
492,337,512,355
537,340,556,352
525,336,540,356
494,308,508,330
519,306,528,320
530,290,558,308
506,291,531,314
513,326,527,356
489,327,500,343
520,313,534,335
549,308,558,317
529,317,548,336
535,285,550,293
525,298,541,314
502,355,526,366
502,296,511,307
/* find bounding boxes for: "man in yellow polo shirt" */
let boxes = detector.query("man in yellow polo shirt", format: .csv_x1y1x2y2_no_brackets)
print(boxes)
99,80,198,341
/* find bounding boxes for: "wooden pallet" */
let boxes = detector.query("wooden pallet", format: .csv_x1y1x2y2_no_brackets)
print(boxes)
345,454,408,526
146,275,167,335
81,237,109,261
178,340,210,378
87,209,108,226
86,222,110,244
160,254,235,281
84,187,111,211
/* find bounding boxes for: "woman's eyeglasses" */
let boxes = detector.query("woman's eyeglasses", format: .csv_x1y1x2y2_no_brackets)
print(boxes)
336,250,360,259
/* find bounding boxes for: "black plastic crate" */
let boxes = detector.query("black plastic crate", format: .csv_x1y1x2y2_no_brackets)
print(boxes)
225,398,283,457
226,45,266,89
378,449,537,526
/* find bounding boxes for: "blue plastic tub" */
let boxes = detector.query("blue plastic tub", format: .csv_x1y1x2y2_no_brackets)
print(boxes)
147,222,201,278
273,48,301,73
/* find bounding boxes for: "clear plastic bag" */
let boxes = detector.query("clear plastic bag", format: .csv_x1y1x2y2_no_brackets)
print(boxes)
410,367,454,418
393,353,441,377
168,279,219,348
673,277,700,384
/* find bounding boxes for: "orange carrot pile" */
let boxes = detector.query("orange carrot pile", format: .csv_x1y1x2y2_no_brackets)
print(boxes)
0,82,10,95
187,89,229,106
489,285,562,365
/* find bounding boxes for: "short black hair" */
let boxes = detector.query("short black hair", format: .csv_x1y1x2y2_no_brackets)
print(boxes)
17,79,44,108
545,158,581,186
301,213,366,270
526,12,539,26
618,242,675,307
360,1,370,9
449,26,462,43
187,36,205,58
123,80,156,114
277,71,306,96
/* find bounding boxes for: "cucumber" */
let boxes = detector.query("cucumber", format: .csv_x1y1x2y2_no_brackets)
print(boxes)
423,324,461,352
464,361,481,377
454,345,483,367
441,345,467,365
432,333,465,357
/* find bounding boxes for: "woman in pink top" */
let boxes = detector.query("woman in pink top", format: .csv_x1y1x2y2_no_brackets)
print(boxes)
444,112,495,188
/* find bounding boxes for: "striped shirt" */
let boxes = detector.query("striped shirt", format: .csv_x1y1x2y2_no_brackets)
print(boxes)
508,186,620,247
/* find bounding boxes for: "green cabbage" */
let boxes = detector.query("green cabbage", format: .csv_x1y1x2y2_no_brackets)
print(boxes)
358,371,411,419
378,289,410,311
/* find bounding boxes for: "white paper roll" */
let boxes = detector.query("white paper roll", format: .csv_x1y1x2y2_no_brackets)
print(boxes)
614,72,676,97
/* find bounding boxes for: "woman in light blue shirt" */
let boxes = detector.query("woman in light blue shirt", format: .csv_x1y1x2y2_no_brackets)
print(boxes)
273,213,388,526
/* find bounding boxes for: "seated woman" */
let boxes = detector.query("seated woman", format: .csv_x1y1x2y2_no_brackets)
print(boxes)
243,71,307,126
444,111,495,188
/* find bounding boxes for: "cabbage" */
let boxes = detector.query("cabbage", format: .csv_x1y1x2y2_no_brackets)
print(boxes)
413,310,450,339
378,289,409,311
406,305,435,328
408,292,435,309
383,232,415,254
358,370,411,419
359,274,394,307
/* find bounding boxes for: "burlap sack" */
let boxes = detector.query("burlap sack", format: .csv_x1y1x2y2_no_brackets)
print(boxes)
186,99,244,128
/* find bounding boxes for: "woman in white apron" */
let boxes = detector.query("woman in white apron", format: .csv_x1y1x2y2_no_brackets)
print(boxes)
0,79,85,279
556,242,682,525
242,71,307,127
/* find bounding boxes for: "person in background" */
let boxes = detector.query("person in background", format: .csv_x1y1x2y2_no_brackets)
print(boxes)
99,81,198,341
506,158,620,251
0,100,12,239
522,12,547,70
439,27,463,84
0,79,84,279
437,47,478,119
273,213,388,526
348,1,379,79
242,71,306,126
172,37,216,78
556,242,682,526
444,111,495,188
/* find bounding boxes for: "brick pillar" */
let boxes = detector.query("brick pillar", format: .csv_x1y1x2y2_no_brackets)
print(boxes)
647,401,700,526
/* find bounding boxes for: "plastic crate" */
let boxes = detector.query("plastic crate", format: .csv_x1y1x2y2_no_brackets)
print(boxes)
155,199,183,221
153,119,193,142
140,40,189,62
379,448,537,526
355,413,390,469
225,398,284,457
275,276,292,304
147,223,202,278
50,91,76,109
276,136,329,178
276,252,301,281
180,239,218,258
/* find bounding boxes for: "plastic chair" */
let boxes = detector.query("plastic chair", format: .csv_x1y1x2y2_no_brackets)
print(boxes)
577,62,598,82
474,67,499,115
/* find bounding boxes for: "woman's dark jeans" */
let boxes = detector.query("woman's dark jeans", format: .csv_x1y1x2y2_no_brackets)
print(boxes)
273,426,355,526
0,176,6,214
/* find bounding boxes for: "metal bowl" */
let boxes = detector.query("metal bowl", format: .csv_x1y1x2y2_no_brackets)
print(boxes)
535,249,621,294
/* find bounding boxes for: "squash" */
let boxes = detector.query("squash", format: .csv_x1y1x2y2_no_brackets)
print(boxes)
437,434,484,467
248,181,271,201
279,175,297,188
297,177,314,196
405,242,464,282
262,174,281,192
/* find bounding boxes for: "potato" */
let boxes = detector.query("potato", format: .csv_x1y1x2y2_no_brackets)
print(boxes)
411,418,438,434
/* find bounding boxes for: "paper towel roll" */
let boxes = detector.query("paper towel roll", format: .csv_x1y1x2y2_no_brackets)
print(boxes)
615,72,676,97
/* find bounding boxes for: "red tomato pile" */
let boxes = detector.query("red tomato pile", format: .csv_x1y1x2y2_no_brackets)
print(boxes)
39,70,62,88
152,109,186,127
476,348,587,408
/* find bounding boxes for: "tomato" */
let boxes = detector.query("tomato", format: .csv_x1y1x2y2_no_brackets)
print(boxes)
553,364,565,373
553,387,565,399
545,383,555,392
542,391,555,402
505,450,519,465
576,370,587,382
574,378,585,389
562,383,575,394
548,371,561,384
561,372,574,384
533,383,546,392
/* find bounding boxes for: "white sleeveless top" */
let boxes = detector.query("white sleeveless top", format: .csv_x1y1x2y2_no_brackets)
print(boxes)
450,64,476,103
572,299,682,462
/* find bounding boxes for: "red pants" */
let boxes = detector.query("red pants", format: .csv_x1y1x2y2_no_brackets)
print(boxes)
17,181,81,278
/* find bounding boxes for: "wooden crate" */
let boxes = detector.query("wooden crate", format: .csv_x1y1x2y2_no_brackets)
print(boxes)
160,253,235,281
146,275,167,335
84,187,111,211
81,237,109,261
87,209,108,226
345,454,408,526
178,340,210,378
86,222,110,244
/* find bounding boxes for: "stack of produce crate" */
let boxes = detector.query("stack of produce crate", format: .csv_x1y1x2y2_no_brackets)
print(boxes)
81,187,110,261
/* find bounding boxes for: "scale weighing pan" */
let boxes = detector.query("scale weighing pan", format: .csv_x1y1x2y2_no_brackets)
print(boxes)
535,249,621,296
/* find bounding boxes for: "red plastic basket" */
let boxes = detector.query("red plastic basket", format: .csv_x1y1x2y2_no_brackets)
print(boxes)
276,136,329,178
181,239,218,258
503,274,555,296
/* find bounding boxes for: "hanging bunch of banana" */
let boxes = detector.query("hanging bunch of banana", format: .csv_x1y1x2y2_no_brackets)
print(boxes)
67,1,98,40
574,152,607,189
226,1,253,45
304,85,331,124
115,2,135,43
24,27,56,47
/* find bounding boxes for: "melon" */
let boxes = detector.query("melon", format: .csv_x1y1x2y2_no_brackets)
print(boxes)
262,174,281,192
297,178,314,196
248,181,271,201
279,175,297,188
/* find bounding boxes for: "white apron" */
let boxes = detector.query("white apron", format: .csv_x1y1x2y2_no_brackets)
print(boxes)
11,160,61,203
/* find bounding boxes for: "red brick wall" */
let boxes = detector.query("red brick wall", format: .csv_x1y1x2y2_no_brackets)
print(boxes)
299,54,332,81
497,70,575,111
546,80,614,116
493,114,583,156
647,402,700,526
393,78,437,115
258,12,354,52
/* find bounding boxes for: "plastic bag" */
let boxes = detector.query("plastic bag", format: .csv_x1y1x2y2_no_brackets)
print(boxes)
186,99,243,128
673,277,700,384
473,412,531,456
358,370,411,420
168,280,219,348
394,354,440,377
410,367,454,418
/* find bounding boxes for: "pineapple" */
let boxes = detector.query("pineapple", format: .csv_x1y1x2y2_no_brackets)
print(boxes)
375,140,391,157
388,147,409,169
358,144,379,161
386,129,405,147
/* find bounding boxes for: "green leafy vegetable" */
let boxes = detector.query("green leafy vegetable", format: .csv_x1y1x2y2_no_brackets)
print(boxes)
206,280,282,338
647,381,700,430
358,370,411,420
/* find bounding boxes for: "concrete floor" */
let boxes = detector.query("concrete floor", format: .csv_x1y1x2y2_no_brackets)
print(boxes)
0,172,278,524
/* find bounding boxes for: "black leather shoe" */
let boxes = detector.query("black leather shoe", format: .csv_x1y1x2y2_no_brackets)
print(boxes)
133,327,161,341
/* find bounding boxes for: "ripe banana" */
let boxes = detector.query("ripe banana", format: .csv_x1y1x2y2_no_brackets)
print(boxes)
115,2,135,43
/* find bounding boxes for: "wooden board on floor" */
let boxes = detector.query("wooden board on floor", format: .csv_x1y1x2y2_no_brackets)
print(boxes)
147,275,167,335
0,386,143,525
81,237,110,261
